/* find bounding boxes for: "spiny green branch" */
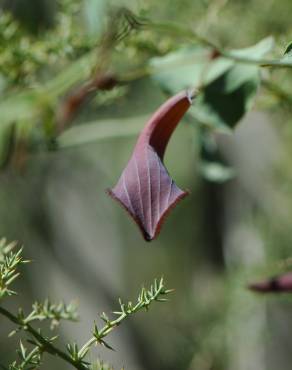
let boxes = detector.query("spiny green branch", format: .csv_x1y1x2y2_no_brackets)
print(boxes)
5,341,43,370
0,240,172,370
25,299,78,328
0,239,29,300
0,305,86,370
77,278,173,359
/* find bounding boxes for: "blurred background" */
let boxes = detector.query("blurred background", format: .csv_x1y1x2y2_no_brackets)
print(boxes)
1,0,292,369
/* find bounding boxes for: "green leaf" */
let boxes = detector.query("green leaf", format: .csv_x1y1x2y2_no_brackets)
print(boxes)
198,129,235,183
261,40,292,68
193,37,274,129
190,63,260,130
279,41,292,64
150,37,273,130
150,37,273,91
227,36,274,60
0,92,38,127
57,116,147,149
200,161,235,183
150,46,233,92
83,0,107,36
0,50,97,128
284,42,292,56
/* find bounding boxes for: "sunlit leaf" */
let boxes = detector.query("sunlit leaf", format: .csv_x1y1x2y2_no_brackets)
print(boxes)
191,63,260,130
200,161,235,183
260,40,292,67
150,37,273,130
227,36,274,60
57,116,147,148
150,46,232,92
83,0,107,36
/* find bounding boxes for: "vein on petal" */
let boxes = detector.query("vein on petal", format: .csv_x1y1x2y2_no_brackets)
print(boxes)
146,147,153,234
155,151,161,225
133,154,145,223
166,179,173,210
122,173,135,215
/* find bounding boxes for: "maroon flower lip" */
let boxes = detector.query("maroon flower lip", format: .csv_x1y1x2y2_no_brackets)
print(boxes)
248,272,292,293
108,90,194,241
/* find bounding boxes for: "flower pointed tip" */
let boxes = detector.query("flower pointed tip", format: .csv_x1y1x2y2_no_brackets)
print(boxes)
107,182,189,242
144,233,153,242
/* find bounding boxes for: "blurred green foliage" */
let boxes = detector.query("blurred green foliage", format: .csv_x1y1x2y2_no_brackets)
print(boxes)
2,0,292,370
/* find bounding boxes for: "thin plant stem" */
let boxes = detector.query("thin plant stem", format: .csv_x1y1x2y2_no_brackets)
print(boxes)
145,20,292,68
0,306,87,370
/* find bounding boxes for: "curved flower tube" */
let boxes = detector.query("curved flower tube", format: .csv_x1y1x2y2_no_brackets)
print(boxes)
108,90,194,241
